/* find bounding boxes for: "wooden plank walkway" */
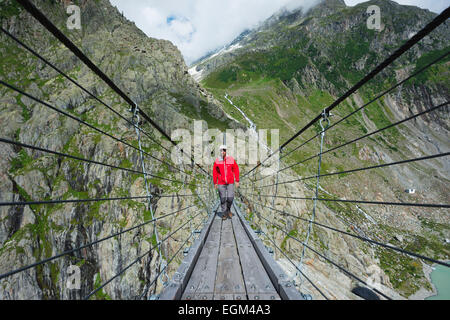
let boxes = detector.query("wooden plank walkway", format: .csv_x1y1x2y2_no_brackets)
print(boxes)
181,206,280,301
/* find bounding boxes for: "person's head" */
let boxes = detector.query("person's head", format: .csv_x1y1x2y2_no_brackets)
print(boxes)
219,145,227,157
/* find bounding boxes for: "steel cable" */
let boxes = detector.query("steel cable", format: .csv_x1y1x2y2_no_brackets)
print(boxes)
0,204,198,281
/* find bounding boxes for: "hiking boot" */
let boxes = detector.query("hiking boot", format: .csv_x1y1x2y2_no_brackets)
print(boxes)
227,211,233,219
222,213,228,220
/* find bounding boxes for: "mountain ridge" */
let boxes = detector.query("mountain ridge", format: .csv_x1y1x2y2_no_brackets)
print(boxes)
193,0,449,299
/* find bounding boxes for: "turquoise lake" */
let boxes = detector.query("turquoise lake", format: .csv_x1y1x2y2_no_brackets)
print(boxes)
425,264,450,300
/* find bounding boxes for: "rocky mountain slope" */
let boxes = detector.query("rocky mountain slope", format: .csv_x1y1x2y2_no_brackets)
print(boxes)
0,0,242,299
192,0,449,299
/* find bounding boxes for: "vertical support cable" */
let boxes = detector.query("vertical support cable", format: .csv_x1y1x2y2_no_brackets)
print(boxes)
271,149,281,209
131,104,168,298
254,165,275,255
296,110,330,289
270,150,281,259
251,169,259,224
211,180,218,213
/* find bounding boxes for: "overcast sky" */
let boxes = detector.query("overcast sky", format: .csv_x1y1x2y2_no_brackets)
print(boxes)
110,0,449,65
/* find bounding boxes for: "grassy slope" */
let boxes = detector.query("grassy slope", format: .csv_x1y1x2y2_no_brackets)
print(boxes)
200,9,449,297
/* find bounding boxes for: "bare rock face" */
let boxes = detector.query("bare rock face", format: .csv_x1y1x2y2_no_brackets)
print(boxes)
358,145,388,163
0,0,225,299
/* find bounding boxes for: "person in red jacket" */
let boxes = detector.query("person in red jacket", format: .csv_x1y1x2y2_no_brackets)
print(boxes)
213,145,239,220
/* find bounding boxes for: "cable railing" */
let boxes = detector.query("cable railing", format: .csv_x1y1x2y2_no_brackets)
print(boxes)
0,26,169,158
0,32,198,181
0,136,199,187
253,214,392,300
257,214,393,300
14,204,212,300
256,227,330,300
240,6,450,180
84,209,209,300
135,209,213,300
236,7,450,300
0,165,214,299
245,199,450,268
240,150,450,199
0,0,219,300
234,197,393,300
249,67,450,183
0,193,207,208
0,204,198,281
244,192,450,209
14,0,211,179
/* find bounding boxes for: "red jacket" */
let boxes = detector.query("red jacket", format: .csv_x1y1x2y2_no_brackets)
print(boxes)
213,156,239,185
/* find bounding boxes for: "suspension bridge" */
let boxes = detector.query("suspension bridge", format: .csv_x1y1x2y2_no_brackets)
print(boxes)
0,0,449,300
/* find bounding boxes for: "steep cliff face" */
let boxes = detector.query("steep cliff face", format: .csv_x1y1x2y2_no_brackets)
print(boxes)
194,0,449,299
0,0,233,299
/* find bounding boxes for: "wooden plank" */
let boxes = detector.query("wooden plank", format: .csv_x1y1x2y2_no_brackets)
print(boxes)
181,216,222,299
214,218,247,296
231,211,280,299
213,293,247,300
248,294,281,300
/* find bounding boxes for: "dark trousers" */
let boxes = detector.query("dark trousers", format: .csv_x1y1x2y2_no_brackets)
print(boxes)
217,184,234,215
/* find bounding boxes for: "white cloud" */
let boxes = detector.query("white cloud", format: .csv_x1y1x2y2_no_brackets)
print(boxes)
141,7,165,27
110,0,322,64
110,0,447,64
168,17,195,41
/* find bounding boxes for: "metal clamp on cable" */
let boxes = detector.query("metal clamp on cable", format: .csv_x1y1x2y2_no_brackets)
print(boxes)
319,109,331,133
